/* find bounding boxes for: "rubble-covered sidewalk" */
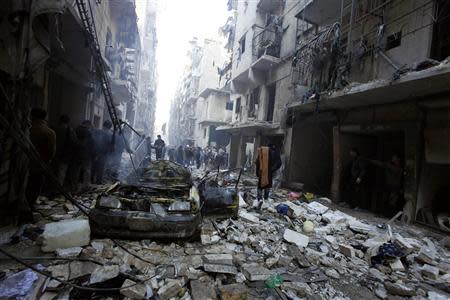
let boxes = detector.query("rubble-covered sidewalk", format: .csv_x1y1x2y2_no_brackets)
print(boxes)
1,173,449,300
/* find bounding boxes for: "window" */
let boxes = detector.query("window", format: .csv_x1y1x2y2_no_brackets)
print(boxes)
225,100,233,111
239,34,246,54
385,31,402,51
204,128,207,138
248,87,260,118
235,97,241,113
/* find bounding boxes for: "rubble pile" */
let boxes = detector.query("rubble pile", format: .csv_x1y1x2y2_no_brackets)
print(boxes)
1,177,450,299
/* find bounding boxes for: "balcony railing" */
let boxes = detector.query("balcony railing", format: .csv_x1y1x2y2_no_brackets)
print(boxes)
252,22,282,59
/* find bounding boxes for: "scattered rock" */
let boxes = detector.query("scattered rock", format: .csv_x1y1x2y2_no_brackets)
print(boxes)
384,282,416,297
422,264,440,279
41,219,90,252
283,229,309,248
89,265,119,284
55,247,82,258
120,279,148,299
203,264,238,275
219,283,248,300
158,281,183,300
339,244,355,258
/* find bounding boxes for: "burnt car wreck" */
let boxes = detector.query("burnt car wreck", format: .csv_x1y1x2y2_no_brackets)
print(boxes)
89,160,239,239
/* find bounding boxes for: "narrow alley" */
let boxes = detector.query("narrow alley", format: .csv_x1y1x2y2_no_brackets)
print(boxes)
0,0,449,299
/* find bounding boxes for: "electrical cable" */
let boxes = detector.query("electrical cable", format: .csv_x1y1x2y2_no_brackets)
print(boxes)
0,247,157,292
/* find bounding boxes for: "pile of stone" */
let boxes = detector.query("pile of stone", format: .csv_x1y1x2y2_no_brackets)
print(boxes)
1,185,450,299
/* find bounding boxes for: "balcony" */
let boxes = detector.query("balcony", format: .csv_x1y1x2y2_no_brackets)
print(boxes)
257,0,284,13
110,77,133,105
295,0,349,26
252,24,281,71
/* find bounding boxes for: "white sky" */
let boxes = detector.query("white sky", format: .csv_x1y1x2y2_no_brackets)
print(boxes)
135,0,230,136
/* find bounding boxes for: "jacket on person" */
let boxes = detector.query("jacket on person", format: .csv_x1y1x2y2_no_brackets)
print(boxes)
30,119,56,168
74,125,95,162
255,146,282,189
54,123,76,163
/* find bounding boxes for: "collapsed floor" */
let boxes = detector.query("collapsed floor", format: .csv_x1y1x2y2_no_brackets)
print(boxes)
0,171,449,300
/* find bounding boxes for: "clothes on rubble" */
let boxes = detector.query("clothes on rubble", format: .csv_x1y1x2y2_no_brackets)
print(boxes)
371,242,405,266
26,108,56,213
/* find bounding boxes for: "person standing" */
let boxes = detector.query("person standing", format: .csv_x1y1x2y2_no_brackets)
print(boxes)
254,144,282,209
92,120,113,184
52,115,76,187
26,108,56,212
346,148,368,209
70,120,95,192
176,145,184,165
154,135,165,160
195,146,202,169
168,147,175,162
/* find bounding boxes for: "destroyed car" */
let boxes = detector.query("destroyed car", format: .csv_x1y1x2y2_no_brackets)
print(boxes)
90,160,201,239
89,160,239,239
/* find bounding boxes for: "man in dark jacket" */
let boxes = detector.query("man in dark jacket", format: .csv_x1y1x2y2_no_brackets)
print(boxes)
176,145,184,165
70,120,95,192
92,120,113,184
52,115,76,188
26,108,56,211
154,135,165,160
254,144,282,209
346,148,368,208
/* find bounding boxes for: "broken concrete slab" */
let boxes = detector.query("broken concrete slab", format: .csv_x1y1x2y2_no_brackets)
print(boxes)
55,246,82,258
384,282,416,297
422,264,440,280
390,259,405,272
203,254,233,265
339,244,355,258
280,282,312,297
283,229,309,248
242,265,271,281
416,247,437,265
41,219,90,252
219,283,248,300
190,280,217,300
348,220,374,234
157,281,183,300
89,265,119,284
120,279,148,299
238,211,259,223
306,202,329,215
203,264,237,274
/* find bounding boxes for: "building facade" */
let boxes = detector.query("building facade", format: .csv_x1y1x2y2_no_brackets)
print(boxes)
169,38,230,147
214,0,450,227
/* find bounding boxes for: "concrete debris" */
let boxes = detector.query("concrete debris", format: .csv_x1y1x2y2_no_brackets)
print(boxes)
55,246,82,258
2,171,449,300
157,281,183,300
283,229,309,248
422,264,440,279
384,281,416,297
41,219,90,252
306,201,329,215
242,265,271,281
203,263,238,274
339,244,355,258
89,265,119,284
120,279,148,299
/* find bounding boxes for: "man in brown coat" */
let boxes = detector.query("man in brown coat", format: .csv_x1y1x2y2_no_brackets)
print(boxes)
26,108,56,215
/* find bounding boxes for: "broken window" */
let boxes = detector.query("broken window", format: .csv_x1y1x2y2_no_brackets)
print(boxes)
385,31,402,51
225,100,233,111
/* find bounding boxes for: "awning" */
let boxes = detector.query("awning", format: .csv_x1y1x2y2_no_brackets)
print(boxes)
288,62,450,113
199,88,230,98
198,120,228,126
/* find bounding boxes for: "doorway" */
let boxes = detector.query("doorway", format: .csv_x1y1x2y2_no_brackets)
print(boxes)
337,129,405,217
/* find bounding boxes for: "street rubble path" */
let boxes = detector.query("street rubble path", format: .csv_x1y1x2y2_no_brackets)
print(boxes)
0,171,449,300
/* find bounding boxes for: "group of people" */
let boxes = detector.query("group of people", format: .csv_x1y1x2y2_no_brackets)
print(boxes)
26,108,131,220
344,147,404,216
166,145,229,169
